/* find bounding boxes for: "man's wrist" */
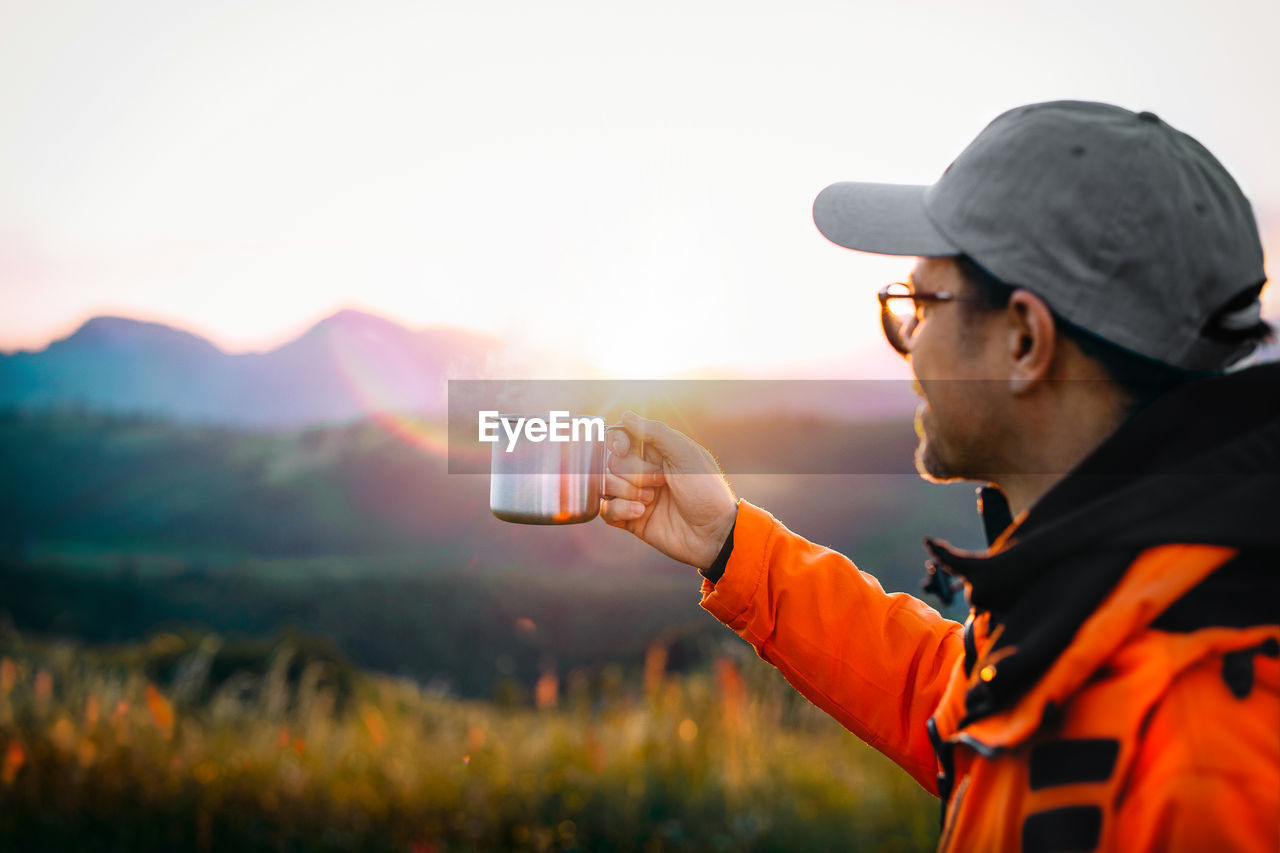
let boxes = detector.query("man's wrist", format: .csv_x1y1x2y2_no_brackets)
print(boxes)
699,501,740,582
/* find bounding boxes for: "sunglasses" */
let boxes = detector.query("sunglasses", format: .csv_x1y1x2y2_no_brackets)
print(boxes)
877,281,984,356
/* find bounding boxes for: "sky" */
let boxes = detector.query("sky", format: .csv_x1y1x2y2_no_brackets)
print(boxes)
2,0,1278,378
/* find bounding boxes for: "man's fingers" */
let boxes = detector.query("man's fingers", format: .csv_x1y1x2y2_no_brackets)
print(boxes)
608,428,630,457
602,472,654,502
608,450,666,487
600,497,646,524
608,426,660,465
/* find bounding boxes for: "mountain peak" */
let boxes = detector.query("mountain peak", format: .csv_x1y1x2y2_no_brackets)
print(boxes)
57,315,222,354
314,308,406,332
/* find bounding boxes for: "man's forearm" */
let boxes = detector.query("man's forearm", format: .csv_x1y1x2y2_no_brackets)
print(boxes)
700,500,965,793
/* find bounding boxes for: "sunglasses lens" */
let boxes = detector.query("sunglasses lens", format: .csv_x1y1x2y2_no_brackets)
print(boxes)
881,304,910,356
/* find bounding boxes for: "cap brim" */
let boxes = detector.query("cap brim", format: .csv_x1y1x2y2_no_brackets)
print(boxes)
813,182,960,256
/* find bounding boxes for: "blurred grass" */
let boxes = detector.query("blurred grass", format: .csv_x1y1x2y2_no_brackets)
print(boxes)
0,634,938,852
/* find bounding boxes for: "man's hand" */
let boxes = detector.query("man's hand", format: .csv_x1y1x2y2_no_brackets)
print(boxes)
599,411,738,570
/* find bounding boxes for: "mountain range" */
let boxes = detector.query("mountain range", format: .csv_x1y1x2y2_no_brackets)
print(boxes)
0,311,541,427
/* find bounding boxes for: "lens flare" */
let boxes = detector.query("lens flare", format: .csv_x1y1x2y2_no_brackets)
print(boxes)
320,322,459,459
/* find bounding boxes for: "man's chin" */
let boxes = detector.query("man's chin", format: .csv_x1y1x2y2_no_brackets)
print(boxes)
914,404,958,482
915,439,960,483
914,410,965,483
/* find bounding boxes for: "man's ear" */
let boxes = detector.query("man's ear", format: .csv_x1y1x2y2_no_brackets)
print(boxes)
1005,289,1057,394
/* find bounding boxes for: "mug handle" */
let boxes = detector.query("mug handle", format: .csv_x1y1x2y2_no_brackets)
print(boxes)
600,424,629,501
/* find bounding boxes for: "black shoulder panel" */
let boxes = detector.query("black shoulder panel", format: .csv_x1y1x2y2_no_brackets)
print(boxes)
1022,805,1102,853
1029,738,1120,791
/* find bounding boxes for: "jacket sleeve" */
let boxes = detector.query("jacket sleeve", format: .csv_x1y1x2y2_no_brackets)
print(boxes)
700,500,964,793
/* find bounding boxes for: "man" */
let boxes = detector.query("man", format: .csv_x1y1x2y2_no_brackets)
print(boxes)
599,101,1279,851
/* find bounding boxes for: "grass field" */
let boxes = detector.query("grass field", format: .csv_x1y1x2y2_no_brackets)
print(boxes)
0,633,938,852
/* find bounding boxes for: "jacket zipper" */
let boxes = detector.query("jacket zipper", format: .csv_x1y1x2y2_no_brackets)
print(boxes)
937,775,969,853
963,615,978,677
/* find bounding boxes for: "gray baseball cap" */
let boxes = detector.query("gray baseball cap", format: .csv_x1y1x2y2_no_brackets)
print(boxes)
813,100,1268,370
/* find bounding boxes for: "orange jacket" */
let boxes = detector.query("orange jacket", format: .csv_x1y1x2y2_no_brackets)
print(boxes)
702,502,1280,851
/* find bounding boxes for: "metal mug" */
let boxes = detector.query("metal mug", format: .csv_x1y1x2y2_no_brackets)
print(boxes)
489,413,623,524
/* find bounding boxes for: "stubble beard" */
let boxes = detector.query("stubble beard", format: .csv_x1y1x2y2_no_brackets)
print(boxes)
914,402,962,484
